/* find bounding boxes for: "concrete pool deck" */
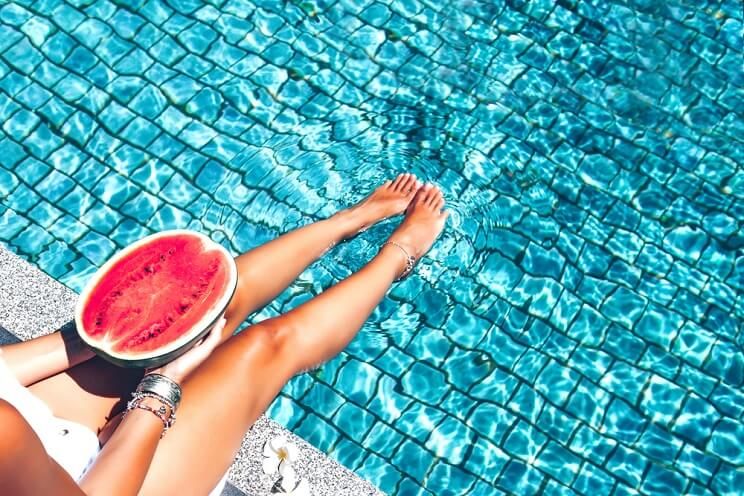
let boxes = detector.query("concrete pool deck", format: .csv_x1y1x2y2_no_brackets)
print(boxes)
0,244,383,496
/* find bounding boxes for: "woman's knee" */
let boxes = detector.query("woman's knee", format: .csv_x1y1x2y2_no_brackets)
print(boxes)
251,318,293,354
235,317,299,374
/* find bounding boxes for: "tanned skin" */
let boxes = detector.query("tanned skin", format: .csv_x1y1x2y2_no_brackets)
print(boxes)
0,175,448,495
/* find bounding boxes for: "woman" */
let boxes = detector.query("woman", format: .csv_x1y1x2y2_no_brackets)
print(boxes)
0,174,448,495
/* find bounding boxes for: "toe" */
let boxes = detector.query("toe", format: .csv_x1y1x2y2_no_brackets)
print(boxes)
413,184,430,205
412,180,422,195
424,185,441,206
391,174,406,191
402,174,417,193
432,190,445,209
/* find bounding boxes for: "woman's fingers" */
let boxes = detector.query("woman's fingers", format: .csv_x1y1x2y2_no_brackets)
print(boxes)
207,319,226,348
210,317,229,345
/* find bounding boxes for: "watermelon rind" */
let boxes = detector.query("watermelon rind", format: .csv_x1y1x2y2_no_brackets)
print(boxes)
74,229,238,369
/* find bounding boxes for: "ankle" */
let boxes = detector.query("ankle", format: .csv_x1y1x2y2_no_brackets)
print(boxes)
332,209,368,238
380,241,416,280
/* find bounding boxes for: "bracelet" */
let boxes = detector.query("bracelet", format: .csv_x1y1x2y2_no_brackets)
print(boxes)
381,241,417,281
125,393,175,438
132,390,176,412
137,373,182,409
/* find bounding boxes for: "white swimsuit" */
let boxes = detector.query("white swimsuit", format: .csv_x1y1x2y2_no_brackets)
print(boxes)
0,357,100,479
0,357,227,494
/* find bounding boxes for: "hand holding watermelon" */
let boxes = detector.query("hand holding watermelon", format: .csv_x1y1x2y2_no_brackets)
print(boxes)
147,316,228,383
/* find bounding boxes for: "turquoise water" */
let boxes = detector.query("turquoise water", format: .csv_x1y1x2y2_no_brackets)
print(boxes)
1,0,742,494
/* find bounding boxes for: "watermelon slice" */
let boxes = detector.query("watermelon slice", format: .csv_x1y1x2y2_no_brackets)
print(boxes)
75,230,237,368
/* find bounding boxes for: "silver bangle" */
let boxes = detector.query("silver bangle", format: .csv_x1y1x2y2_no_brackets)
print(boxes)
137,373,182,409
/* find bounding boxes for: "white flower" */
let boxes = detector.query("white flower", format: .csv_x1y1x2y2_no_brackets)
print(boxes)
263,436,311,495
262,436,299,476
277,463,310,495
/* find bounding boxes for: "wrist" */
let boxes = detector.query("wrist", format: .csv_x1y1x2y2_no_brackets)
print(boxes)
137,372,183,411
125,393,175,437
137,395,173,418
147,365,184,384
127,373,182,437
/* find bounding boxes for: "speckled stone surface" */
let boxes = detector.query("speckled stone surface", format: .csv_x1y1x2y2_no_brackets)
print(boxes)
0,244,383,496
0,243,77,341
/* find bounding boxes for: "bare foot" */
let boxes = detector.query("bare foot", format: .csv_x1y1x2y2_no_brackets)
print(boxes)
339,173,420,236
383,183,448,273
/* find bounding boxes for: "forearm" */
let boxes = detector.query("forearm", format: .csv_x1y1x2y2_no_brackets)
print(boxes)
1,326,95,386
79,400,164,496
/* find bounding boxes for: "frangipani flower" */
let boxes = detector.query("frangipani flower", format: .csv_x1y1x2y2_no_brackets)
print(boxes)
277,462,310,495
262,436,299,476
263,436,311,495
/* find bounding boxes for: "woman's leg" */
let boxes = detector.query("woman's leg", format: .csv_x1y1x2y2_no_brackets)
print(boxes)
27,175,420,435
0,400,83,496
139,185,448,495
221,173,420,336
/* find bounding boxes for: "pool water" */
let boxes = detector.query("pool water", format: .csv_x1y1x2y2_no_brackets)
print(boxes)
1,0,742,494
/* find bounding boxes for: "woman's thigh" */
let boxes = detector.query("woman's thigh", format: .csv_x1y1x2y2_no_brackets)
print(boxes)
0,400,84,496
139,321,295,495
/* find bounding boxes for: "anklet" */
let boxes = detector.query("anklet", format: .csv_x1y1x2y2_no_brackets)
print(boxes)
381,241,416,281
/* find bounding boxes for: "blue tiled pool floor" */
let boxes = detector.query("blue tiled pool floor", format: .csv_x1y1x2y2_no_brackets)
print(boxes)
1,0,743,494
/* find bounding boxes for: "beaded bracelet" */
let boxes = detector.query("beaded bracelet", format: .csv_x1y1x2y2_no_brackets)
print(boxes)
125,392,175,438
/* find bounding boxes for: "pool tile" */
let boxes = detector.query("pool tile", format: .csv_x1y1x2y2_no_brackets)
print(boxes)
496,460,544,495
503,419,548,462
711,462,744,496
426,462,476,495
634,303,683,349
2,2,743,494
336,358,382,406
0,211,31,247
299,382,346,419
640,463,688,495
635,423,683,463
293,412,340,454
391,439,435,482
329,436,367,472
401,361,447,404
599,361,649,405
707,418,744,465
363,421,403,459
605,443,648,488
332,402,375,444
535,441,582,485
571,461,615,496
442,348,491,391
366,373,412,423
569,424,617,466
675,442,720,485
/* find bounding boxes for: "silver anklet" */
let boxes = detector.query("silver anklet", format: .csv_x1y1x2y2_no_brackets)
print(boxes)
381,241,416,281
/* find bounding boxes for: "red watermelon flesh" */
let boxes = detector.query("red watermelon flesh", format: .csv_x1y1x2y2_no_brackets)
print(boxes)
80,233,232,355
